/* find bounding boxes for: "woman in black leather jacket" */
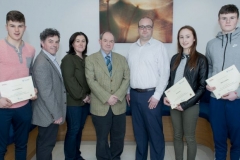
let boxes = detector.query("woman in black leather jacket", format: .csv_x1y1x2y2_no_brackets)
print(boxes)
164,25,208,160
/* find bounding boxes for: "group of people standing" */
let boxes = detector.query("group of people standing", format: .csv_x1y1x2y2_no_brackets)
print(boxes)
0,3,239,160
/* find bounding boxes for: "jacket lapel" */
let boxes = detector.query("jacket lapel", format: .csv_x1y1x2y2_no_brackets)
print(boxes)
96,52,111,77
111,53,119,77
40,51,63,82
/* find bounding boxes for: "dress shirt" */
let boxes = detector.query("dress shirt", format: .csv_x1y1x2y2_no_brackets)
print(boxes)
101,49,112,63
127,38,170,100
42,49,62,75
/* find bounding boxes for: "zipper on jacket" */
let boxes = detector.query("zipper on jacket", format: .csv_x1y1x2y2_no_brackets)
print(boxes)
222,34,228,70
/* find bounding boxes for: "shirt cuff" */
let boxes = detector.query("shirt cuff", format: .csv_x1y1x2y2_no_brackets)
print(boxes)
153,92,161,100
127,87,130,94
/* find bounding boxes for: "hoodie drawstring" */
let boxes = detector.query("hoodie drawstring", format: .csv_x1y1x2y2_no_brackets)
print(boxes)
230,33,232,44
222,35,224,47
222,34,228,70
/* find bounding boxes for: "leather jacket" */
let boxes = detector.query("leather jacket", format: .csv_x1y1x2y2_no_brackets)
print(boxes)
165,52,208,110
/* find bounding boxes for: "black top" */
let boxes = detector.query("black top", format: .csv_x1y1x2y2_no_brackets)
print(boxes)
165,52,208,110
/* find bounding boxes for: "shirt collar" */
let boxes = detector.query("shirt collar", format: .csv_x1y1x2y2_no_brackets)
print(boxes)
181,53,190,59
136,37,153,46
42,49,56,62
5,38,24,50
101,49,112,59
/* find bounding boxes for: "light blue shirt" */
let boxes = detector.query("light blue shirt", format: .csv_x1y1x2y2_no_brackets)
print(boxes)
101,49,112,64
42,49,62,75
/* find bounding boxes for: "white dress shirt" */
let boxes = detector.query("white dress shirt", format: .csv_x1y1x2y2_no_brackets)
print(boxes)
126,38,170,100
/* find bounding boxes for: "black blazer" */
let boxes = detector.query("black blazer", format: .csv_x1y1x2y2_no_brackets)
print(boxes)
165,52,208,110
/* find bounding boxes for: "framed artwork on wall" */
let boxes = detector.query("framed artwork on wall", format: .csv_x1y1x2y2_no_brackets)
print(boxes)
100,0,173,43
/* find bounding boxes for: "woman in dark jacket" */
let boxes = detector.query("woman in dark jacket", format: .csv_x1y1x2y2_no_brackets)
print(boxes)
61,32,90,160
164,25,208,160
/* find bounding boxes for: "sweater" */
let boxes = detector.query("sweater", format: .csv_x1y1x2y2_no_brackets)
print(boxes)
0,39,35,108
61,54,90,106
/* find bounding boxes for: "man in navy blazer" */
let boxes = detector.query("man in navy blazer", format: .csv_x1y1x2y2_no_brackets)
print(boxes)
32,28,66,160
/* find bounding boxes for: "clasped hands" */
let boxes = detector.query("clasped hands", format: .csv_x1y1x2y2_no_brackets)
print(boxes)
206,85,238,101
83,95,91,103
107,95,118,106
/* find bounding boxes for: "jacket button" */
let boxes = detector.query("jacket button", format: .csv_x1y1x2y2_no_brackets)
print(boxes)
111,80,113,82
111,90,113,92
64,102,66,104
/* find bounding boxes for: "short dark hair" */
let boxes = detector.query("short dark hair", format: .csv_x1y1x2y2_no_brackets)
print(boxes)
218,4,239,18
40,28,60,48
6,10,25,24
67,32,89,55
138,17,154,27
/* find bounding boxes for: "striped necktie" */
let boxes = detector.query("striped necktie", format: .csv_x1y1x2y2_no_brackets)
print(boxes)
105,55,112,76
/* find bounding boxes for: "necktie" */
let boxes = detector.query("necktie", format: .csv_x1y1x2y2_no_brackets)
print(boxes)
105,56,112,76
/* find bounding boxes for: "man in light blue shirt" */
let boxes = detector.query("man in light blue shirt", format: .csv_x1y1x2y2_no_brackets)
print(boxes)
85,31,130,160
32,28,66,160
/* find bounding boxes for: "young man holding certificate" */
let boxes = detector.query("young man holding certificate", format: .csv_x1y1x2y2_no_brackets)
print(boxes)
0,11,36,159
206,4,240,160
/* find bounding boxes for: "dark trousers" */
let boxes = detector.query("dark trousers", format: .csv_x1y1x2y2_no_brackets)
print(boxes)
170,104,199,160
0,102,32,160
130,89,165,160
36,123,59,160
92,108,126,160
209,97,240,160
64,104,90,160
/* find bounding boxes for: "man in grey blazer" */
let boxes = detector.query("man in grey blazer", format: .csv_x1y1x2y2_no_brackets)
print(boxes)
85,31,130,160
32,28,66,160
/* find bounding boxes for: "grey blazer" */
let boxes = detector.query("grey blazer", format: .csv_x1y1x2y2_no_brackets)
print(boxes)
32,51,66,127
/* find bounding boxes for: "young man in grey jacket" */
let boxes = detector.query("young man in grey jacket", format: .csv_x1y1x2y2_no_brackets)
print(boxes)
206,4,240,160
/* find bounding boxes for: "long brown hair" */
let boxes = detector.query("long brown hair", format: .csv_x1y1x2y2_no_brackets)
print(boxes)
172,25,198,71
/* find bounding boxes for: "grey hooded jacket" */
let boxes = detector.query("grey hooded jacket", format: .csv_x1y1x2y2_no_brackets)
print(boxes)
206,27,240,97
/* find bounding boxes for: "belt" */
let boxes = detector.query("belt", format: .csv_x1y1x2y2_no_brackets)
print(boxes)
132,88,155,92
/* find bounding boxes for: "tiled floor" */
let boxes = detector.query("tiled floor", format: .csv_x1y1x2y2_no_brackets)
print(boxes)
31,141,214,160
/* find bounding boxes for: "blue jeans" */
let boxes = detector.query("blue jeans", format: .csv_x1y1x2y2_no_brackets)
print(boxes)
209,97,240,160
64,104,90,160
0,102,32,160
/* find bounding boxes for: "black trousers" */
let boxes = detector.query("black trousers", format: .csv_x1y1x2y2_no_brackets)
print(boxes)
36,123,59,160
92,108,126,160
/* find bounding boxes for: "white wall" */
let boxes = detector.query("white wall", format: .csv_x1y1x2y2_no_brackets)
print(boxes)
0,0,239,62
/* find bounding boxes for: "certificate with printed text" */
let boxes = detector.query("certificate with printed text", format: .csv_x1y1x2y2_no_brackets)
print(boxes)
206,65,240,99
0,76,35,103
164,77,195,109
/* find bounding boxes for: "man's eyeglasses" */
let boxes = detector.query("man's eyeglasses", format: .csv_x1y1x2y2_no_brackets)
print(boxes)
138,25,153,30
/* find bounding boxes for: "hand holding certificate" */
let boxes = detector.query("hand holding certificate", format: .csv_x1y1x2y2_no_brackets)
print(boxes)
0,76,35,104
164,77,195,109
206,65,240,99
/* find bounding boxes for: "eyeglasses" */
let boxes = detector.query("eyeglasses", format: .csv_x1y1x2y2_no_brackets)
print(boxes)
138,25,153,30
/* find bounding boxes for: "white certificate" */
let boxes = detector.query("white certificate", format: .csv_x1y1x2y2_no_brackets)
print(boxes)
164,77,195,109
0,76,35,103
206,65,240,99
